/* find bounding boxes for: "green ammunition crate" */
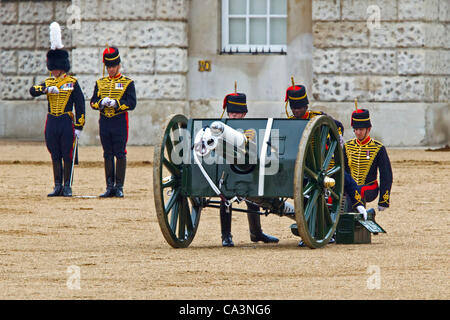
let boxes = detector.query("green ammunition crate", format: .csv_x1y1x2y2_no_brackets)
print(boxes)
336,210,386,244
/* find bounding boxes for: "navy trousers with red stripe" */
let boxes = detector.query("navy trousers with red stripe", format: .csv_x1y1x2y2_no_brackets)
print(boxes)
99,112,128,160
344,171,379,210
45,114,75,162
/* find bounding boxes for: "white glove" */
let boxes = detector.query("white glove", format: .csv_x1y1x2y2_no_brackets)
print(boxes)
356,205,368,220
378,205,387,212
339,135,345,147
107,98,117,108
46,86,59,94
101,97,111,106
74,129,81,139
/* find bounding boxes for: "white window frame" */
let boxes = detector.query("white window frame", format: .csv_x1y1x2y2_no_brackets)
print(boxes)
221,0,287,54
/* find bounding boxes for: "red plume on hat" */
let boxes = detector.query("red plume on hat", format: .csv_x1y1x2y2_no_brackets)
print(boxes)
223,93,247,113
223,93,238,110
284,85,301,102
103,46,121,67
351,108,372,128
285,84,308,109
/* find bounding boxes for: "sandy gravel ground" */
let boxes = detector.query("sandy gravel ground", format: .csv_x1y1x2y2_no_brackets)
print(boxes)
0,139,448,300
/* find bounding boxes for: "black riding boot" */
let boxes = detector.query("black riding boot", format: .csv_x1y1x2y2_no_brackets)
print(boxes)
48,159,63,197
247,203,279,243
220,201,234,247
100,158,115,198
62,160,72,197
114,157,126,197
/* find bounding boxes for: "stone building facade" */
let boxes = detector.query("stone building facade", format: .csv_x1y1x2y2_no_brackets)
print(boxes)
0,0,448,146
311,0,449,146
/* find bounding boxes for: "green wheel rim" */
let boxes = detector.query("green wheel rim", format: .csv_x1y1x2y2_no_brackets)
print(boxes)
153,114,202,248
294,115,344,249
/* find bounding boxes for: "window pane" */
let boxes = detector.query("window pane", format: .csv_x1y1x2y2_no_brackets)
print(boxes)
229,0,246,14
250,0,266,14
229,18,246,44
250,18,266,44
270,18,286,44
270,0,286,15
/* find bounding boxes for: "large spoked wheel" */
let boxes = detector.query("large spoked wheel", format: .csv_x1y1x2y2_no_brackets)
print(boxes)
293,115,344,249
154,114,202,248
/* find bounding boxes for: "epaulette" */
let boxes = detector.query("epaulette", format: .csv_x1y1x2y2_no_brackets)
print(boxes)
66,75,77,82
371,139,384,147
309,110,325,116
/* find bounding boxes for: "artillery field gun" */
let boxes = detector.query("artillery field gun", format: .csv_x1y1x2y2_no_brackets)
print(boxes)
153,114,385,249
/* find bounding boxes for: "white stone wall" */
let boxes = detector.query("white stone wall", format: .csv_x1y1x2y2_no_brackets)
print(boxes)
1,0,448,146
0,1,72,101
0,0,189,145
311,0,449,146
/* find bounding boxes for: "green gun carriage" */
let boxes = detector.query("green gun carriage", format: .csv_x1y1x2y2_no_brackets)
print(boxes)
153,114,346,249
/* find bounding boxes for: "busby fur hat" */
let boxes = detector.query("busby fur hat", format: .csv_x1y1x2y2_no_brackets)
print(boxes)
223,93,248,113
285,85,309,109
103,47,121,67
46,22,70,72
351,109,372,128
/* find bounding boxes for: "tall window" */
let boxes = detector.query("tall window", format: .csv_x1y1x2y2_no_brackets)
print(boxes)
221,0,287,54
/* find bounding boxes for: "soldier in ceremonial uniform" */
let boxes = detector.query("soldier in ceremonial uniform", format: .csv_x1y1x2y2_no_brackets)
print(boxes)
29,22,85,197
285,84,344,140
90,46,136,198
343,109,393,213
219,93,279,247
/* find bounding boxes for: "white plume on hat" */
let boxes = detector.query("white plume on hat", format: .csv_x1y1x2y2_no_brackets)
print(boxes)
49,22,64,50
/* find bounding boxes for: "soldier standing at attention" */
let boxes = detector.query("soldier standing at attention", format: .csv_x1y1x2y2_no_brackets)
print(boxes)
219,92,279,247
90,46,136,198
30,22,85,197
343,109,393,213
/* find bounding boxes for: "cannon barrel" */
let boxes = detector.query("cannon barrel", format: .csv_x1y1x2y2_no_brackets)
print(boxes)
194,121,257,167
